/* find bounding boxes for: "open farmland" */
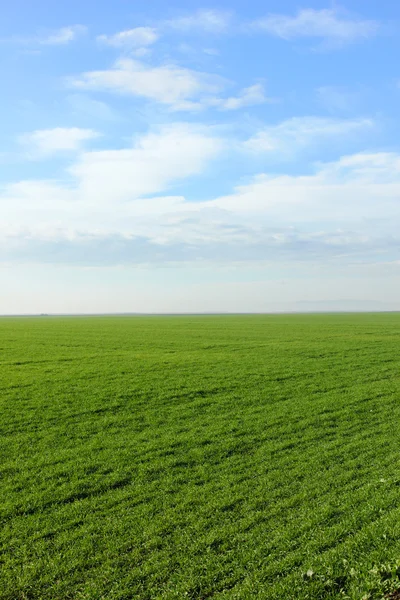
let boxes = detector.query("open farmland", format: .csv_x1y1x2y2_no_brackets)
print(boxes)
2,314,400,599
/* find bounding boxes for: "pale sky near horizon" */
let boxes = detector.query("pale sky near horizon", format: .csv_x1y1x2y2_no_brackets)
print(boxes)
1,0,400,314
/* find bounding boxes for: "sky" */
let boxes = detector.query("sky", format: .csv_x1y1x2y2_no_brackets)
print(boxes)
1,0,400,314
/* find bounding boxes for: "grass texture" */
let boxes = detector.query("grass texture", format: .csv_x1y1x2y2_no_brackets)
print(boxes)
1,313,400,599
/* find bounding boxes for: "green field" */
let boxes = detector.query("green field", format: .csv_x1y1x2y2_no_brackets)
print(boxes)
2,314,400,600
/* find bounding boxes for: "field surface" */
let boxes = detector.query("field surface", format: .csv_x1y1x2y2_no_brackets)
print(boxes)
2,314,400,600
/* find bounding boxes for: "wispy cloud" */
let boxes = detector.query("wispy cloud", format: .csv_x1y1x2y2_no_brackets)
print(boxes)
38,25,87,45
94,10,231,57
213,83,271,110
3,24,87,47
165,9,232,33
69,58,271,112
1,227,393,268
18,127,100,159
69,58,225,111
97,27,159,50
244,116,374,154
253,8,379,46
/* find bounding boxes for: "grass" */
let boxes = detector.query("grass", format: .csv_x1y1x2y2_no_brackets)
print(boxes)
1,313,400,599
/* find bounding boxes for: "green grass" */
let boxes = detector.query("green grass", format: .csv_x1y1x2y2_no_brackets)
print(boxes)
2,313,400,599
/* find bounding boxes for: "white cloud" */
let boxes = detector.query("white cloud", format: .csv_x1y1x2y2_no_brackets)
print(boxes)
69,123,223,203
165,10,231,33
208,152,400,225
39,25,87,45
97,27,159,49
4,180,75,210
70,58,271,112
2,147,400,268
254,9,378,45
244,116,374,154
320,152,400,182
70,58,225,111
214,83,270,110
18,127,100,158
5,122,222,212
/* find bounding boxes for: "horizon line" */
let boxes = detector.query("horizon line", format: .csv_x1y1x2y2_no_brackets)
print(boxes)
1,310,400,318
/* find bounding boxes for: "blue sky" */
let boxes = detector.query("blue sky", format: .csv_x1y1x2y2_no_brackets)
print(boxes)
1,0,400,313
